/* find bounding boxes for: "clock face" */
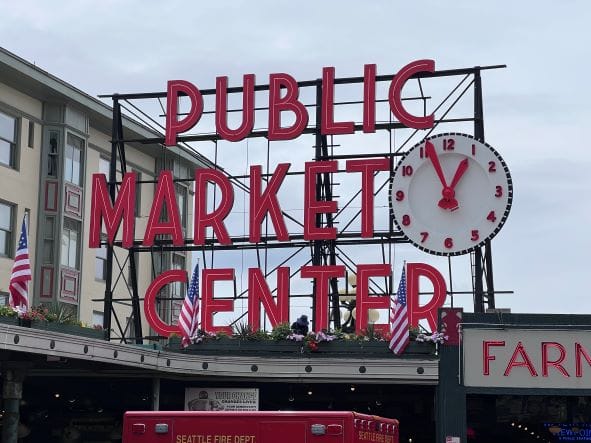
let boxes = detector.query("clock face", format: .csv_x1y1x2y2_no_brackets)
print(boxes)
389,133,513,256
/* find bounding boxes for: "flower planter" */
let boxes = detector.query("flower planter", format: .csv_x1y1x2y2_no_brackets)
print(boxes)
18,318,32,327
31,321,105,340
167,337,302,354
0,316,19,326
165,336,436,358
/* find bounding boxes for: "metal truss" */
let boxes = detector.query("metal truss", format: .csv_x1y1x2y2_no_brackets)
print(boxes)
100,64,506,342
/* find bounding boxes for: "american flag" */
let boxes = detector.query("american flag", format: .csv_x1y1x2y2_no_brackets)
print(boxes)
9,216,31,310
179,262,200,348
389,266,409,355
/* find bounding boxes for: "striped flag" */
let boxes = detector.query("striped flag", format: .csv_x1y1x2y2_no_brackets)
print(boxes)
9,216,31,310
179,262,200,348
389,265,409,355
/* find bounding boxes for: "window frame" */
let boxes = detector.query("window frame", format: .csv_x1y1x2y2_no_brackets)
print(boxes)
95,235,107,281
0,200,15,258
61,217,81,269
0,110,18,169
64,132,84,186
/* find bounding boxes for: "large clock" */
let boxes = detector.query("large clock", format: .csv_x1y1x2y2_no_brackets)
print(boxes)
389,133,513,256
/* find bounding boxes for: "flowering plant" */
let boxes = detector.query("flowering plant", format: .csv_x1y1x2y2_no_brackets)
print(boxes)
191,329,219,344
14,305,48,321
287,330,337,352
415,331,448,344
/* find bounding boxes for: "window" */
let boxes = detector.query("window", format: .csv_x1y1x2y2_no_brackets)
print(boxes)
176,184,188,232
61,217,80,269
95,241,107,280
134,170,141,217
171,253,186,324
99,157,109,176
0,292,8,306
173,158,189,179
0,201,14,257
42,216,55,263
27,121,34,148
64,133,84,186
0,111,17,167
92,310,103,329
47,130,59,177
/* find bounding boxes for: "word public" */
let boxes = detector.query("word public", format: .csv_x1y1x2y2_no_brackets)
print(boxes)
164,59,436,146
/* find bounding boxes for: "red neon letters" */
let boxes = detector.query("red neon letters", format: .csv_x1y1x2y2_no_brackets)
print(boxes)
145,263,447,338
482,340,591,378
164,60,436,146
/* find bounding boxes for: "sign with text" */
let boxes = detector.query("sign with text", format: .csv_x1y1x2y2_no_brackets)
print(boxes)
185,388,259,412
463,328,591,389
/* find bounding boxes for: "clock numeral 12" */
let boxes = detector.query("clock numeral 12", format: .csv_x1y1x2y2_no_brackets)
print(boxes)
442,138,455,151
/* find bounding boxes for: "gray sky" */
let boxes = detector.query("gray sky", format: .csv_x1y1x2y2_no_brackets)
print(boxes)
2,0,591,317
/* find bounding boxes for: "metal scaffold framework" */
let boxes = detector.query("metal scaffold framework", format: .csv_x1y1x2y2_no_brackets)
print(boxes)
99,64,507,343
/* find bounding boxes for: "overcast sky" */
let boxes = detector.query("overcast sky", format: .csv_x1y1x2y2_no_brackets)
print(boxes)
2,1,590,317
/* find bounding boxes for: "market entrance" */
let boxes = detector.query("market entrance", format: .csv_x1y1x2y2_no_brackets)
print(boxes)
467,394,591,442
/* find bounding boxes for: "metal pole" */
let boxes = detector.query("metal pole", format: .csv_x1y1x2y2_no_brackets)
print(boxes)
103,98,120,340
473,68,495,312
152,377,161,411
1,366,27,443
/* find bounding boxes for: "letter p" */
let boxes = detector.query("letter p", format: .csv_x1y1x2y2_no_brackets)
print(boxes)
165,80,203,146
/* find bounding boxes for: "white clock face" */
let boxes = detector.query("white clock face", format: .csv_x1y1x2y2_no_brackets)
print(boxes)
390,133,513,256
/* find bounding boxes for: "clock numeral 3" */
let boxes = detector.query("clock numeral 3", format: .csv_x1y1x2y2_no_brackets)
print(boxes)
472,144,476,156
442,138,455,151
444,237,454,249
471,230,480,241
488,161,497,173
487,211,497,223
402,214,411,226
495,186,503,197
395,190,405,201
402,165,413,176
420,232,429,243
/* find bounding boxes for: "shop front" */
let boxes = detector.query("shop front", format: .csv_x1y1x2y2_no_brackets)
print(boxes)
438,313,591,443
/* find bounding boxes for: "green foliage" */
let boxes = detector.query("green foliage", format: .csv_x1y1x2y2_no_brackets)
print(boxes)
409,325,421,339
233,323,269,341
215,330,230,339
0,305,16,317
270,322,292,341
44,303,77,325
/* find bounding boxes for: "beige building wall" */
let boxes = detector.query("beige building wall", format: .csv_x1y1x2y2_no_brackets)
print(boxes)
0,83,43,299
0,47,202,343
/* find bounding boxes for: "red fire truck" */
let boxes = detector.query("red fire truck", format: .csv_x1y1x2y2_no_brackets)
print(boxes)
122,411,399,443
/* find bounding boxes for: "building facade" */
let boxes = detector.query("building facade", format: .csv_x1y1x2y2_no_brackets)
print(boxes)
0,47,202,339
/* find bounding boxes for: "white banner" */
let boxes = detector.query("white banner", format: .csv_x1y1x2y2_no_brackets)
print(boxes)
463,328,591,389
185,388,259,411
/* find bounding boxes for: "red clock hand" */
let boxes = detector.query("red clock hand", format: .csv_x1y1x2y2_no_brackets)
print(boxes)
425,141,448,189
439,158,469,211
449,158,469,190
